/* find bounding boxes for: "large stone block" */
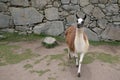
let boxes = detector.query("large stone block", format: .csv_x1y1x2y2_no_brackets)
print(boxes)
119,0,120,4
0,0,10,2
92,7,105,19
83,4,94,15
33,23,46,34
62,4,80,11
79,0,89,7
109,0,118,3
31,0,50,9
10,0,29,7
71,0,78,4
15,25,30,31
101,26,120,41
106,4,119,14
45,7,59,20
90,0,98,4
33,21,64,36
98,19,108,29
98,4,105,9
61,0,70,4
0,2,8,12
99,0,108,4
0,13,11,28
66,15,76,25
45,21,64,36
112,15,120,22
53,1,61,8
89,21,97,28
85,28,99,41
93,27,102,35
10,7,44,25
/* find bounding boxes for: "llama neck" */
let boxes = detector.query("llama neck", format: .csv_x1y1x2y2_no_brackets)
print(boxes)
75,28,84,38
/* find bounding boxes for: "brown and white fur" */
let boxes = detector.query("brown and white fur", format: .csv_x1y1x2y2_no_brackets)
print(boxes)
65,15,89,77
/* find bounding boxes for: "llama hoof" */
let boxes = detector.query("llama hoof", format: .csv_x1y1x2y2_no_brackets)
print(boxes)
77,73,81,77
76,65,79,67
68,55,71,59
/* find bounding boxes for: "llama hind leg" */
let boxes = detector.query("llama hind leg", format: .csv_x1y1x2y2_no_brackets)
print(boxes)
77,53,85,77
67,48,71,59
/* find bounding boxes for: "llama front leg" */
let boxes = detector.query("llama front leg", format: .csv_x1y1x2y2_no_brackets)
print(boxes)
74,51,78,67
77,53,85,77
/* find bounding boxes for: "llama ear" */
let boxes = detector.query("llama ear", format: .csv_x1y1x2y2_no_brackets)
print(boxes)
83,15,87,20
76,14,79,19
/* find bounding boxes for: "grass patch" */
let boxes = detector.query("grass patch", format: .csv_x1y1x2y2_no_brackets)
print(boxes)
83,52,120,64
83,54,95,64
97,53,120,63
0,44,37,66
54,36,65,42
34,55,48,64
0,32,43,42
64,51,120,64
49,53,65,61
90,41,120,46
0,62,6,66
48,77,56,80
30,69,50,76
0,32,65,42
45,53,66,66
24,64,33,70
34,59,41,64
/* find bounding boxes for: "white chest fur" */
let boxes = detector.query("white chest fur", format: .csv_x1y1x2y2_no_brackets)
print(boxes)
74,29,86,53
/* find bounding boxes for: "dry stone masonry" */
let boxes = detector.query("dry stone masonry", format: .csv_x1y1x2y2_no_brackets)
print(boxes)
0,0,120,41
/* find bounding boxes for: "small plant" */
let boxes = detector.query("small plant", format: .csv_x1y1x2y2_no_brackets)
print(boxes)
34,55,48,64
30,69,50,76
48,77,56,80
24,64,33,70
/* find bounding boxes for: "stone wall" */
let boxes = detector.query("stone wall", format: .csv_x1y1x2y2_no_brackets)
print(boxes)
0,0,120,41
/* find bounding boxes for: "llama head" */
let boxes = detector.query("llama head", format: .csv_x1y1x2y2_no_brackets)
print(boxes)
76,14,86,28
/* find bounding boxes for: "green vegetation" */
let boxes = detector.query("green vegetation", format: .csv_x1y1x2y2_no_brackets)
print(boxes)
0,32,42,42
63,51,120,64
30,69,50,76
83,53,95,64
0,44,37,66
90,41,120,46
1,32,120,46
0,32,65,42
48,77,56,80
49,53,65,61
24,64,33,70
34,55,48,64
83,52,120,64
96,53,120,63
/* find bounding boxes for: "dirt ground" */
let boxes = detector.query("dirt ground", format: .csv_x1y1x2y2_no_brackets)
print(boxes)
0,40,120,80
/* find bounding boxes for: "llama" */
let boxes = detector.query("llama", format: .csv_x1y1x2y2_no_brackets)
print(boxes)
65,15,89,77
